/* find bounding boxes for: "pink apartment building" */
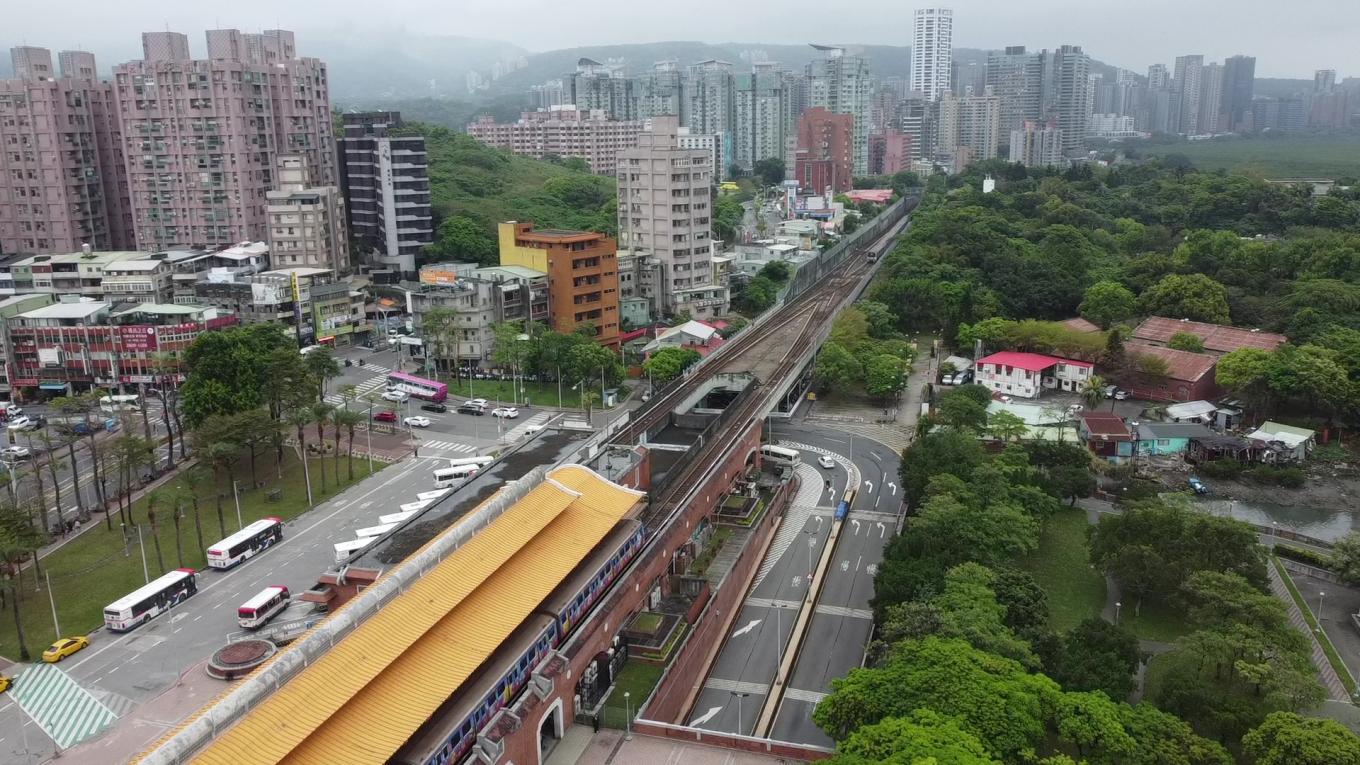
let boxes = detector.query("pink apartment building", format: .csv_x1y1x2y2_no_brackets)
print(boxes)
111,30,334,251
0,47,134,255
466,107,643,174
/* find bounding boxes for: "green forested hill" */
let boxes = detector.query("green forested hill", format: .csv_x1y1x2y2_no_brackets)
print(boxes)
405,124,617,266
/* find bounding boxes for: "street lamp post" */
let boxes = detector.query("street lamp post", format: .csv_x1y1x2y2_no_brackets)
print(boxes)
731,691,751,736
623,691,632,739
232,480,243,531
806,532,817,582
1114,601,1122,625
122,522,148,584
365,401,375,475
1318,591,1326,627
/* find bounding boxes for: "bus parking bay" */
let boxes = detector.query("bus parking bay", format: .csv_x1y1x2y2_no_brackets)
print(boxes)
0,456,441,761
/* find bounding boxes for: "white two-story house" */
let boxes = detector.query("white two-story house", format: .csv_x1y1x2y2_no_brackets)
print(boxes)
974,351,1093,399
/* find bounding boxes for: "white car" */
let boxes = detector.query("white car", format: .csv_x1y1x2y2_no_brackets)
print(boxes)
0,446,30,460
381,390,409,402
467,398,489,408
6,416,32,431
403,416,431,428
491,407,519,419
817,455,836,469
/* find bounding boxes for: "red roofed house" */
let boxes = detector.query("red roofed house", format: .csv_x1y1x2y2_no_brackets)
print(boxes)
974,351,1094,399
845,189,894,204
1131,317,1286,356
1121,344,1219,402
1078,412,1134,464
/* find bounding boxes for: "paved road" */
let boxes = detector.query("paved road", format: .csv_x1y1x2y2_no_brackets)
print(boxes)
0,456,436,763
686,423,900,740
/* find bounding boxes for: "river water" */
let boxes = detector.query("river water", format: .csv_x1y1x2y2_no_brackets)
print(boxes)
1195,498,1359,543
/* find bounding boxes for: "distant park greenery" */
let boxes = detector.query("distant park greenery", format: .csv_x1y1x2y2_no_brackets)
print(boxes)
1134,131,1360,179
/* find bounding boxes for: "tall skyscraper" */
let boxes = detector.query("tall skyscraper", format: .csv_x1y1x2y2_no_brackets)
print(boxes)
794,107,854,194
570,58,636,120
735,63,793,171
899,96,938,162
937,91,1001,162
685,60,737,176
112,29,334,251
1147,63,1170,90
1051,45,1092,154
986,46,1046,152
1171,55,1204,134
616,117,716,314
0,46,132,254
635,61,684,120
911,8,954,101
1009,120,1065,168
1198,62,1224,133
1221,55,1256,131
338,112,433,278
806,45,872,175
1315,69,1337,92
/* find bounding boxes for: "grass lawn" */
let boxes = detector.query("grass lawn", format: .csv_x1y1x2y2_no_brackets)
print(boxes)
0,452,378,660
1142,133,1360,178
1018,508,1106,632
441,377,624,410
600,660,665,729
1119,601,1194,643
628,612,663,634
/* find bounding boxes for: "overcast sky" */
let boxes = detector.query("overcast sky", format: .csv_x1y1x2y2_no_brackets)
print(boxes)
6,0,1355,79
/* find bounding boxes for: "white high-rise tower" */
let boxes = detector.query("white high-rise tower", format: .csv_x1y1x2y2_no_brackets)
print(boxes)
911,7,953,101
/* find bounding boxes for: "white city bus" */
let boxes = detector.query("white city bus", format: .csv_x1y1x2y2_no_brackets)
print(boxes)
103,568,199,631
760,444,802,469
433,464,480,489
237,586,290,629
206,517,284,569
98,394,140,413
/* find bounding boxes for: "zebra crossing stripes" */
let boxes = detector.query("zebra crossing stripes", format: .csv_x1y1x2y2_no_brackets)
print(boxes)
8,662,118,749
420,440,477,454
323,374,389,406
502,411,553,441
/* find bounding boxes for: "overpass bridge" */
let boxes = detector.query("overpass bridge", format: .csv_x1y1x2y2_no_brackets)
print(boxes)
134,198,916,765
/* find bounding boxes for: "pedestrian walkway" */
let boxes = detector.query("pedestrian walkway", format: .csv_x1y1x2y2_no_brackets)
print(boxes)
703,527,753,587
503,411,554,441
8,663,118,749
1268,563,1351,701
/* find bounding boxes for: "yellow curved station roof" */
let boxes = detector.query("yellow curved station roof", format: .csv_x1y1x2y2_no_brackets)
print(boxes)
180,465,643,765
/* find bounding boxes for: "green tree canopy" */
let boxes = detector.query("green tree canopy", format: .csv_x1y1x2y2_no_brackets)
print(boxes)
826,709,1000,765
1242,711,1360,765
1167,331,1206,353
1079,280,1137,329
1137,274,1232,324
642,347,702,383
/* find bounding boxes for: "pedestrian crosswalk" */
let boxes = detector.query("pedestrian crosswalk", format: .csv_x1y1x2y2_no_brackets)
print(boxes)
8,662,118,749
420,440,478,454
323,370,390,407
502,411,554,441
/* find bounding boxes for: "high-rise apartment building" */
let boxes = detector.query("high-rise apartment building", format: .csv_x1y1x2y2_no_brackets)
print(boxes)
734,63,793,171
466,108,644,174
1171,55,1204,134
899,96,938,162
937,91,1001,162
635,61,685,121
951,60,985,98
1009,120,1065,168
497,222,620,348
616,117,716,315
570,58,635,120
911,8,954,102
794,107,854,194
684,61,737,176
1051,45,1092,154
529,79,567,110
266,154,350,272
986,46,1046,152
1220,56,1255,132
338,112,432,278
1147,63,1170,90
1198,62,1224,133
0,46,133,255
1315,70,1337,93
806,45,872,175
111,29,334,252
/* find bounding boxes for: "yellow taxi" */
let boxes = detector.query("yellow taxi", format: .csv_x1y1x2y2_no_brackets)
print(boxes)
42,635,89,663
0,675,10,693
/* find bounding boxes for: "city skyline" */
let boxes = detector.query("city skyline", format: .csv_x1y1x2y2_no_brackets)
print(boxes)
1,0,1355,80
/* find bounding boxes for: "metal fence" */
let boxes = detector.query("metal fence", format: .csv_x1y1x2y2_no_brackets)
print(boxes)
784,196,913,301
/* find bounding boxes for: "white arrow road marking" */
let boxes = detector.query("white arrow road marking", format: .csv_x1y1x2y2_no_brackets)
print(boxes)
888,482,897,495
732,619,762,637
878,522,887,539
814,515,824,528
863,480,874,493
867,563,879,577
690,706,724,727
840,560,850,572
851,519,861,534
